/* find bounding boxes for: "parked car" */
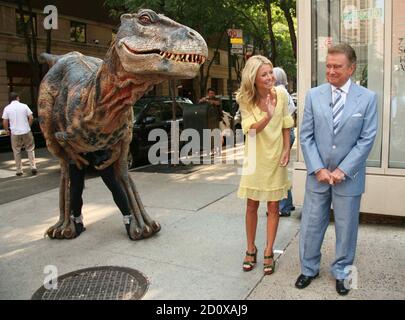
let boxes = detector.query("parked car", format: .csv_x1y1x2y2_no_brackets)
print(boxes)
217,95,239,116
0,117,46,152
128,96,193,168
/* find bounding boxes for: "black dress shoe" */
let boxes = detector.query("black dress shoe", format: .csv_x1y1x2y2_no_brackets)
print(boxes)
295,273,319,289
336,279,350,295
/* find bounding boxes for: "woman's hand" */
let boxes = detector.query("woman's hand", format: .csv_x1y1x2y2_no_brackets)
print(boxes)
265,93,276,120
280,149,290,167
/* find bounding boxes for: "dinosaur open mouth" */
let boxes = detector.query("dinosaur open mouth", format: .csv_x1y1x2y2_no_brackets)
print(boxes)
124,43,206,65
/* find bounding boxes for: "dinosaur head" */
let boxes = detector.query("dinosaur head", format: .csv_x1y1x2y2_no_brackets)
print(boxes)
115,9,208,78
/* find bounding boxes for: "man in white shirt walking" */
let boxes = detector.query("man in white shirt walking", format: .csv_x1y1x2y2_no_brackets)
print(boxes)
2,92,37,176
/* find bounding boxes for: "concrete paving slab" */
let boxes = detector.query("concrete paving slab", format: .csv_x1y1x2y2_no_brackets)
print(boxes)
248,223,405,300
176,163,243,186
1,146,404,300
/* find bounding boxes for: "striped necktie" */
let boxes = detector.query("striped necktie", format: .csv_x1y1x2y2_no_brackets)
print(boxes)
332,88,344,134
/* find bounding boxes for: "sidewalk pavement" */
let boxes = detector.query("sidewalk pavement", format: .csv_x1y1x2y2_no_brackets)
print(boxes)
0,145,404,300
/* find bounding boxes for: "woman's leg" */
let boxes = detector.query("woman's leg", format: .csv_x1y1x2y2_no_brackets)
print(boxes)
265,201,280,261
245,199,259,260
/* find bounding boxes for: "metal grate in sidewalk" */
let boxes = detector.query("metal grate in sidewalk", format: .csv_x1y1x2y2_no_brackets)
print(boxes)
31,266,148,300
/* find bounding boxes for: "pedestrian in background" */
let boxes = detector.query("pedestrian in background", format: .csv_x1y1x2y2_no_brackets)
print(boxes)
236,55,294,275
199,87,228,145
296,43,378,295
2,92,37,176
273,67,297,217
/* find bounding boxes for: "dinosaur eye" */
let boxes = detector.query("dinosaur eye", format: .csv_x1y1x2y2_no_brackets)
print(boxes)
139,15,152,25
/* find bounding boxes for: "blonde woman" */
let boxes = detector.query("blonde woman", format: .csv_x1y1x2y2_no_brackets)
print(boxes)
236,56,294,275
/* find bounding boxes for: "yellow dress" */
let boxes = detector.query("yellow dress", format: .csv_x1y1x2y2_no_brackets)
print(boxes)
237,87,294,202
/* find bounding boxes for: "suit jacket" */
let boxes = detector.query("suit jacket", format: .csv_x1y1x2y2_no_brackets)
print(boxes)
300,81,378,196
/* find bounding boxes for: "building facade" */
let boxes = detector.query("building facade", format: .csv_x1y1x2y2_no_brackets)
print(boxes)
294,0,405,216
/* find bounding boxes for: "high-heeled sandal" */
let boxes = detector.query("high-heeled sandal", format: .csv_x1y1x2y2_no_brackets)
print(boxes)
263,253,275,275
242,246,257,272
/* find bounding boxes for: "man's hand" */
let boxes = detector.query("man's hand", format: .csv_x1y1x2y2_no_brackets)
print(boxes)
2,119,10,135
315,168,333,184
331,168,346,185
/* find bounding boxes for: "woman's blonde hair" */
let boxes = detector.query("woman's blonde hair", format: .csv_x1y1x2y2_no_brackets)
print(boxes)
236,55,273,111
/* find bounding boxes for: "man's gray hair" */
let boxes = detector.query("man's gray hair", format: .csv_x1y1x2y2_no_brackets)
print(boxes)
328,43,357,65
273,67,288,87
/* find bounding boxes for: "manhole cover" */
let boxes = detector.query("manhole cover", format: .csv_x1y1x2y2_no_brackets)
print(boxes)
31,266,148,300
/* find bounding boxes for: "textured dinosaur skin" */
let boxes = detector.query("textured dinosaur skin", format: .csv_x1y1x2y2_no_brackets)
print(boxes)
38,9,207,240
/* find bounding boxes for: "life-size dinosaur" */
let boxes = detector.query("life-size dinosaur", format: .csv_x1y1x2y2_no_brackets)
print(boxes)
38,9,208,240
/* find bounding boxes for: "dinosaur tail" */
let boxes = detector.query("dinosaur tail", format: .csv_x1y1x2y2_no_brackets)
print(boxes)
39,53,61,67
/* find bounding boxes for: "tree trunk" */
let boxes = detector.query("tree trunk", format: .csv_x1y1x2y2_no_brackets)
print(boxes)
280,1,297,61
264,0,277,64
200,30,226,97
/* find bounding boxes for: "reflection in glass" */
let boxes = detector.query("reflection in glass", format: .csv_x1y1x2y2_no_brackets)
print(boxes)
311,0,384,167
389,0,405,168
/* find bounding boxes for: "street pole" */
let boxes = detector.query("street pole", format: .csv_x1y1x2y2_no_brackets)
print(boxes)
227,38,233,112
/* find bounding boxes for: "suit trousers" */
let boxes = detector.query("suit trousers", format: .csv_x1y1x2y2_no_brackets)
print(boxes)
299,187,361,280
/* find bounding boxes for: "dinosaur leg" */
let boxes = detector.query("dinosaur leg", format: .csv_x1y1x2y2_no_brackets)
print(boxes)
129,176,161,236
114,155,160,239
45,160,79,239
45,160,67,238
114,162,145,240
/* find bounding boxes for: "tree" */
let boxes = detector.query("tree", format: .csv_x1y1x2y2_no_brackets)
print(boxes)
104,0,297,91
105,0,250,96
276,0,297,61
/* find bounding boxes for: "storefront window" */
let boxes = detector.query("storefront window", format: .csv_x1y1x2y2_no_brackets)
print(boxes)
389,0,405,169
312,0,384,167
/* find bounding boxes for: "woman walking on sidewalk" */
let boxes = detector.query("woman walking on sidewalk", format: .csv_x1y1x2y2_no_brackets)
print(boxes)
236,56,294,275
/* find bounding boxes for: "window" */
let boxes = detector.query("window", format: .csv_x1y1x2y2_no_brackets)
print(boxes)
311,0,384,167
15,10,37,36
70,21,86,43
389,0,405,168
144,103,162,123
7,62,36,111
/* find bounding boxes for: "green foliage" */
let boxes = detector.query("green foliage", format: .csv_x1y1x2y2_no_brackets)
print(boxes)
103,0,296,88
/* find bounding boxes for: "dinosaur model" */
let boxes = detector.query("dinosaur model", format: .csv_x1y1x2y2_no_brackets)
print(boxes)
38,9,208,240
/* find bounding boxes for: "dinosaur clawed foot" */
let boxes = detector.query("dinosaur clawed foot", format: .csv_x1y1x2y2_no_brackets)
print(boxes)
141,225,153,239
150,221,161,234
125,216,160,240
45,219,83,240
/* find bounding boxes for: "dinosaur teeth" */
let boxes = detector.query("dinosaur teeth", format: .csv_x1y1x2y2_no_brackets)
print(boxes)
160,51,206,64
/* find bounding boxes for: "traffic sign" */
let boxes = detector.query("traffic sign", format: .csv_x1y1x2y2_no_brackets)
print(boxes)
227,29,243,38
231,47,244,55
230,38,243,44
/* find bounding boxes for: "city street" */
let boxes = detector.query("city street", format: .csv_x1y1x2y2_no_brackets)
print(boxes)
0,143,404,300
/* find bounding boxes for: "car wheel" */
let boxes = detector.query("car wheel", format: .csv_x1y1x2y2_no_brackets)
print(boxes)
127,150,134,169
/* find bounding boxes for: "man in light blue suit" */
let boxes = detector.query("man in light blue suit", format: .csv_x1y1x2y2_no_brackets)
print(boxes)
295,44,378,295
